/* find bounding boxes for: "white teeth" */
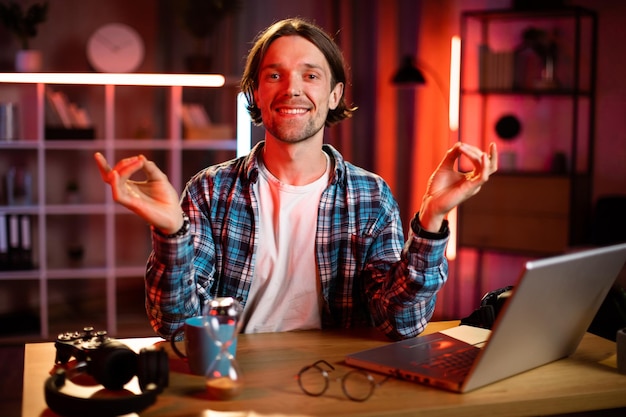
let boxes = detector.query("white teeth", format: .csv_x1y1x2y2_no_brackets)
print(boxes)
279,108,307,114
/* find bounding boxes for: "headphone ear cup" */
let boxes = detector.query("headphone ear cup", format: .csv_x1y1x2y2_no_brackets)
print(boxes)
44,369,70,416
478,304,496,329
137,346,169,393
44,368,159,417
44,347,168,417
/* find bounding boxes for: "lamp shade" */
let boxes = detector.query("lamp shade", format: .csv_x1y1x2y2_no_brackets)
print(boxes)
392,55,426,85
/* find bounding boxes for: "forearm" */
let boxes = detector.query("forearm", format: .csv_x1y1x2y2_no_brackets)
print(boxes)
145,231,201,339
369,227,449,340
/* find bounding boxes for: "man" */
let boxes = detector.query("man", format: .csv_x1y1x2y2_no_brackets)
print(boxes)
95,18,497,340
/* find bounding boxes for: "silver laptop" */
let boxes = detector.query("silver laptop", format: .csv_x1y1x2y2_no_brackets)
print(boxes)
345,243,626,393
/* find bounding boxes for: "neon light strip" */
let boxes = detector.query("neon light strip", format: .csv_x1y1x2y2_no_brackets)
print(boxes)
446,36,462,261
448,36,461,132
236,92,251,158
0,72,225,87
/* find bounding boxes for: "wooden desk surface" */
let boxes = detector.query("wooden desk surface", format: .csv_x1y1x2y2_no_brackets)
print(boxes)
23,321,626,417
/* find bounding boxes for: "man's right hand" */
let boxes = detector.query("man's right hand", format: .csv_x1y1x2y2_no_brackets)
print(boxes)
94,152,184,234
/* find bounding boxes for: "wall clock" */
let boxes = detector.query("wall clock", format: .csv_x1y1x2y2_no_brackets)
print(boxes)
87,23,145,73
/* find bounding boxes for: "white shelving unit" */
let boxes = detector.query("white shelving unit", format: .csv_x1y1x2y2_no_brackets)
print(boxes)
0,73,249,341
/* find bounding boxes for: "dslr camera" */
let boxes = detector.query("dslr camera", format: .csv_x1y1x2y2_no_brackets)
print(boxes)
54,326,157,390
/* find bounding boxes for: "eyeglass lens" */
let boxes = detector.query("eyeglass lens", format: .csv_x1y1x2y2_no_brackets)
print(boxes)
342,370,376,401
298,362,377,401
298,366,328,396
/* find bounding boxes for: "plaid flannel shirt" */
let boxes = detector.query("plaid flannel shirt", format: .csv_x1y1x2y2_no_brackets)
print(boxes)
146,142,449,341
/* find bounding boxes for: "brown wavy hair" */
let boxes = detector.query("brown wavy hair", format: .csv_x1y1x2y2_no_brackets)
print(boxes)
240,18,356,127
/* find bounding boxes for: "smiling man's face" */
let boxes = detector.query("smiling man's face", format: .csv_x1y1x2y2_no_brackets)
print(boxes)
254,35,344,144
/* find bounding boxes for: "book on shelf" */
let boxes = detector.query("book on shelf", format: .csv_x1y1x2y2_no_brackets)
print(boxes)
44,88,95,139
44,89,64,127
46,89,73,128
181,103,233,140
67,103,92,128
478,45,514,90
183,103,212,127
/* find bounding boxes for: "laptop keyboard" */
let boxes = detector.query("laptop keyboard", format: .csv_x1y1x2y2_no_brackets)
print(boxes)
422,346,480,377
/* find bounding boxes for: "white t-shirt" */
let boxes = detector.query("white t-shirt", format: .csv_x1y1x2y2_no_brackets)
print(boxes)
243,154,330,333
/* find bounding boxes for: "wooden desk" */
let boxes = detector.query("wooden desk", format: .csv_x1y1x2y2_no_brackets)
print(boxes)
22,321,626,417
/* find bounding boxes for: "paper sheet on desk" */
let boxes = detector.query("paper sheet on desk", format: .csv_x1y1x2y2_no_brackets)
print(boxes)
440,325,491,348
201,412,309,417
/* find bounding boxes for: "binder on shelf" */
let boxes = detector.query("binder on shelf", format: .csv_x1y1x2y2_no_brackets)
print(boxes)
4,213,34,271
19,214,33,270
4,166,33,206
7,213,19,269
0,213,7,271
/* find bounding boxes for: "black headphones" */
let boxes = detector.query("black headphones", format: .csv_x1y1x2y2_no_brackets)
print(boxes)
44,344,169,417
461,286,514,329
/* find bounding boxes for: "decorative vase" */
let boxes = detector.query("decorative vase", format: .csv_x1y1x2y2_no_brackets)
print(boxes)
15,50,42,72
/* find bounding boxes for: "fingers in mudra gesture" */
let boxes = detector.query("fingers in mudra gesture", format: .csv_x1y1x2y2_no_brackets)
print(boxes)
94,152,183,234
419,142,498,231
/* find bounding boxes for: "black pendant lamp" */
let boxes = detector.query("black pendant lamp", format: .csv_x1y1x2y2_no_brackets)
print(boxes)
392,55,426,85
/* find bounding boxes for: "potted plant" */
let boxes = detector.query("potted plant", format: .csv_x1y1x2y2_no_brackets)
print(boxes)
176,0,241,73
0,1,49,72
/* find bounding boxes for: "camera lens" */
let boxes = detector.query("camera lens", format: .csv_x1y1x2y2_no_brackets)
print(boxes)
90,340,138,390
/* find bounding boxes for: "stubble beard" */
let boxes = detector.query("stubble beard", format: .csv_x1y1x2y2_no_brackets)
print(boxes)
266,120,325,144
263,104,328,144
